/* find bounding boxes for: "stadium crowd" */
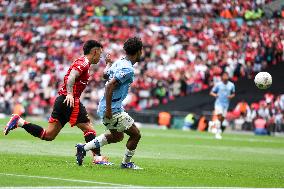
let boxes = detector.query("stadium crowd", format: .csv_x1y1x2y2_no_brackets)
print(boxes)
226,93,284,134
0,0,284,119
1,0,273,18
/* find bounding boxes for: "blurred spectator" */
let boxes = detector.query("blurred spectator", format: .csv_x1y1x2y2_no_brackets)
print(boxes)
234,100,251,117
274,110,283,132
158,111,171,129
228,93,284,133
258,101,270,119
182,113,195,131
231,100,251,130
154,82,167,104
197,115,208,131
254,115,269,135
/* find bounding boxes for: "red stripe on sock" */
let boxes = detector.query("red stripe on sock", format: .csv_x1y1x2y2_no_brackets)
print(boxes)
84,130,96,137
48,117,58,124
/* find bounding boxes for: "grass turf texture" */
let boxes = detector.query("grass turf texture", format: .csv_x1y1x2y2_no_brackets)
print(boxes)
0,118,283,187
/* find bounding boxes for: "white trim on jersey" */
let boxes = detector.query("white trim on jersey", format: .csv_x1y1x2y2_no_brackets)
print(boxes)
77,66,82,71
82,62,88,67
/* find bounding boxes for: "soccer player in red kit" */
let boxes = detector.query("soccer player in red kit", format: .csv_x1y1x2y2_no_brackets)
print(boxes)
4,40,112,165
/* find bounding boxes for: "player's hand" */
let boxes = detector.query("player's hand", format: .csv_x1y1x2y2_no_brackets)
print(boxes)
64,94,74,107
210,92,218,98
228,95,234,99
105,54,112,65
105,109,112,119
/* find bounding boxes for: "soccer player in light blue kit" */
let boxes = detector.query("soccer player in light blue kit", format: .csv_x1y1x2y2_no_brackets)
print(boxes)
210,72,235,135
75,37,143,169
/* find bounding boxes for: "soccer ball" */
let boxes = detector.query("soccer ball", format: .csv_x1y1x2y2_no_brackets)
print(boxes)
254,72,272,89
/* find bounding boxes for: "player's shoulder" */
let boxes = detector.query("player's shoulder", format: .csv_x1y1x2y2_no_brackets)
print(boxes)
215,81,223,86
73,56,90,68
113,58,133,71
228,81,235,87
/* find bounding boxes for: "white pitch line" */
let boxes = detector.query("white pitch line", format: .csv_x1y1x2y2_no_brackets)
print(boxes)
0,173,133,187
0,174,283,189
0,187,283,189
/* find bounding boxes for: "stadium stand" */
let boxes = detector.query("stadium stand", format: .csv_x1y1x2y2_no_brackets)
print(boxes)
0,0,283,125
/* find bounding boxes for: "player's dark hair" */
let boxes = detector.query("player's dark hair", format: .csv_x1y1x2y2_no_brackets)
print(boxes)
123,37,143,55
222,71,229,76
83,40,103,55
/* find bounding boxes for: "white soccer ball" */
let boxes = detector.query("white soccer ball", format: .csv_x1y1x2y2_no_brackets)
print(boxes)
254,72,272,89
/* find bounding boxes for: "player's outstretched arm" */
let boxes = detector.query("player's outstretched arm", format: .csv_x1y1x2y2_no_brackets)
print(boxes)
105,78,118,119
64,69,80,107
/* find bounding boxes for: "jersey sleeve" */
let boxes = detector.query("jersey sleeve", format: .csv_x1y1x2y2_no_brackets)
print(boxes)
72,61,89,75
211,83,219,93
114,68,133,84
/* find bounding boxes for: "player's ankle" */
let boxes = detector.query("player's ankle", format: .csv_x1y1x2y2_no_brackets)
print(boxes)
17,117,27,127
122,149,135,164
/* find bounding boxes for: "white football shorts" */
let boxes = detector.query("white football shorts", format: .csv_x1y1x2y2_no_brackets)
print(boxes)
214,105,228,117
102,112,134,132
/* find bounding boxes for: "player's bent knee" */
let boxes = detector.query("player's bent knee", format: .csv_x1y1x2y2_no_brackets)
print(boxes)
134,131,141,141
129,127,141,140
45,137,54,141
137,132,141,140
116,134,124,142
44,135,56,141
113,133,124,142
42,137,54,141
43,131,57,141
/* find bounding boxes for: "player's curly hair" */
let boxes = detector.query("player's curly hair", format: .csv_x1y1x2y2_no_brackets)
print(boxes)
83,40,103,55
123,37,143,55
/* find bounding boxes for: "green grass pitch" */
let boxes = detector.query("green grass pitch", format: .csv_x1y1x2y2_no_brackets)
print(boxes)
0,118,283,187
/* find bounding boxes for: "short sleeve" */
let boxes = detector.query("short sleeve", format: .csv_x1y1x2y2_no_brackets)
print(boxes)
72,61,89,74
114,68,133,84
211,84,219,93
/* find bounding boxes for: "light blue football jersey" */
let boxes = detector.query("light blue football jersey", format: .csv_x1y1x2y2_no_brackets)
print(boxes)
97,58,134,118
211,81,235,108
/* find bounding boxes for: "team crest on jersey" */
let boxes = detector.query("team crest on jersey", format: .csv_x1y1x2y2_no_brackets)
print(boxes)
118,70,126,78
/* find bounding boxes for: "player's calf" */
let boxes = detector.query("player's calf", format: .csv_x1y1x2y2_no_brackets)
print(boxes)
121,125,142,166
125,125,141,150
23,122,61,141
4,114,61,141
105,131,124,143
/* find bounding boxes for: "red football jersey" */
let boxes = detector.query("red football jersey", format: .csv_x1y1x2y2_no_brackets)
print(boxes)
58,56,90,98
